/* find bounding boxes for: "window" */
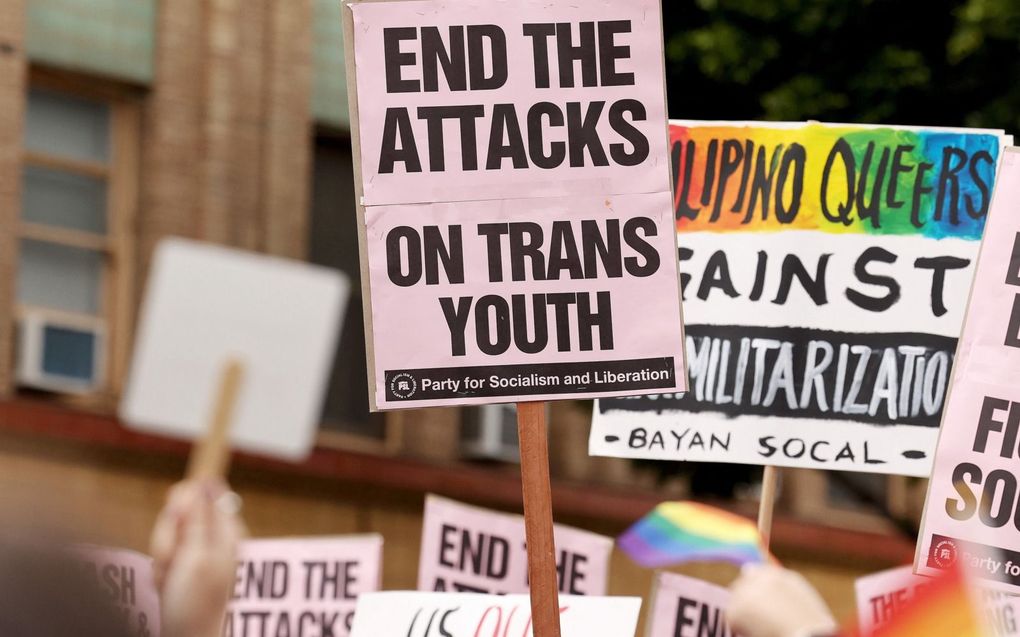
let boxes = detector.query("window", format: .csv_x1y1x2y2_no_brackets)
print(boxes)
15,85,138,398
309,136,388,448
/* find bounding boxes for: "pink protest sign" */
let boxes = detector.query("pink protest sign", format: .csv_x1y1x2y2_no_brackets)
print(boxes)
647,572,742,637
343,0,686,410
418,495,612,595
916,148,1020,593
227,535,383,637
855,566,931,633
76,545,161,637
347,0,670,206
856,566,1020,636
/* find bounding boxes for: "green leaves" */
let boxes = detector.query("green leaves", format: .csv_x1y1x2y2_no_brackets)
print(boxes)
663,0,1018,132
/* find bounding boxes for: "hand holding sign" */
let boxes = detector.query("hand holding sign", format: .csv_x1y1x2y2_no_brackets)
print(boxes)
727,566,837,637
151,480,246,637
228,535,383,637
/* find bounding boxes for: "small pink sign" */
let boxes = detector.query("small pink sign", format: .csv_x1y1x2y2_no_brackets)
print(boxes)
227,536,383,637
418,495,612,595
646,572,742,637
76,545,161,637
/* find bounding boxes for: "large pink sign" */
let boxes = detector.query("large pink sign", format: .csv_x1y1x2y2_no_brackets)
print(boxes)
227,535,383,637
916,148,1020,593
418,495,612,595
344,0,686,410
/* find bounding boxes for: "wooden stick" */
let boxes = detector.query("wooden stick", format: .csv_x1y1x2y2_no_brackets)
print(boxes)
757,465,781,550
187,359,245,480
517,401,562,637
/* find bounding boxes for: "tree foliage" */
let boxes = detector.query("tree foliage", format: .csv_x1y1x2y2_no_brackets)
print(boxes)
662,0,1020,133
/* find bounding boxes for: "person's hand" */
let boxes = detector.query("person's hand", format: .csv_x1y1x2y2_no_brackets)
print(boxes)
150,480,245,637
727,565,839,637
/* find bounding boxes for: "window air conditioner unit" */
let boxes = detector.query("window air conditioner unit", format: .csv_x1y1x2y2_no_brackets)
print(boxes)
460,403,521,463
16,310,105,394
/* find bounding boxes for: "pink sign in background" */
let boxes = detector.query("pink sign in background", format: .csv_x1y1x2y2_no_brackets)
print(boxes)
77,545,161,637
857,565,1020,635
646,572,739,637
418,495,612,595
917,148,1020,593
228,535,383,637
855,566,931,633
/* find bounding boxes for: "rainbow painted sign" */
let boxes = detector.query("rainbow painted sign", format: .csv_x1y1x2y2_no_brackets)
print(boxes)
591,121,1011,477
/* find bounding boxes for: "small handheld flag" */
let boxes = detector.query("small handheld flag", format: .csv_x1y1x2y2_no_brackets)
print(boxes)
618,501,769,568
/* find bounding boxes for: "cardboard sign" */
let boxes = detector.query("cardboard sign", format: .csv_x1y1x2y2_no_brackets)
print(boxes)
418,495,612,595
227,535,383,637
647,572,741,637
344,0,687,410
917,148,1020,591
349,592,641,637
591,121,1012,476
856,566,1020,636
76,545,160,637
121,239,349,460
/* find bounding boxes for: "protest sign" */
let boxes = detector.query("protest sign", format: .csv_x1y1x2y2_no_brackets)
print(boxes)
226,535,383,637
856,565,933,633
349,592,641,637
343,0,687,410
121,238,349,461
916,148,1020,592
418,495,612,595
647,572,741,637
591,121,1012,476
76,545,160,637
856,565,1020,636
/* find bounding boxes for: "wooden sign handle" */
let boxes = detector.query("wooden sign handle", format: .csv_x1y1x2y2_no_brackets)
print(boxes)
517,401,562,637
187,359,245,480
757,465,781,551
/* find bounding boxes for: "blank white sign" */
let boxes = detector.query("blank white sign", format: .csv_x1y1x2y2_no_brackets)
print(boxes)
120,238,349,460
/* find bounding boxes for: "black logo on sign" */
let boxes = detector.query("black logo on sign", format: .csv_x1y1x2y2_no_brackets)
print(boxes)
390,373,417,399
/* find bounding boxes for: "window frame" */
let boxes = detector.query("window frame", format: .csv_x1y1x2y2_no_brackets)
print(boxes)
16,70,140,404
309,132,401,455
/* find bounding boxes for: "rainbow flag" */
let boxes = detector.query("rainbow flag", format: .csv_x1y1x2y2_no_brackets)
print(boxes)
618,502,768,568
867,567,981,637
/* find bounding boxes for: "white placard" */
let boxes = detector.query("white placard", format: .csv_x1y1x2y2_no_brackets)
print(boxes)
121,238,349,460
350,592,641,636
